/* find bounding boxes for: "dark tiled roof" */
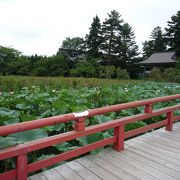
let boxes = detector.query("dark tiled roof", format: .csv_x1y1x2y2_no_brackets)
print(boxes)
140,52,176,64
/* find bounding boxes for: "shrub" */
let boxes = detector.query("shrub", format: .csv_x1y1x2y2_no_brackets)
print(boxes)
100,66,116,79
116,68,130,79
163,68,180,83
70,60,98,78
149,67,162,81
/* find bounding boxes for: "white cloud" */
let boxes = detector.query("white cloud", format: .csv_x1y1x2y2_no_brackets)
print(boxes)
0,0,179,55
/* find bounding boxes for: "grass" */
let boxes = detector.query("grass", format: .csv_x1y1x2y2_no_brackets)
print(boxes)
0,76,141,91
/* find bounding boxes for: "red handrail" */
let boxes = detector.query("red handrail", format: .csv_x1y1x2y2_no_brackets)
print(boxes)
0,94,180,180
0,94,180,136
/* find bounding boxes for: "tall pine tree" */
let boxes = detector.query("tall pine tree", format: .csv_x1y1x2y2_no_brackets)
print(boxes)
165,10,180,55
100,10,124,65
150,26,166,51
119,23,139,68
86,15,102,57
142,40,154,59
142,26,166,58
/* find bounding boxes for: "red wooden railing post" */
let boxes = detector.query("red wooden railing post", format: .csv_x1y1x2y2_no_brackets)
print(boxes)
74,118,85,131
16,145,28,180
17,154,28,180
166,111,173,131
144,103,153,113
113,125,125,151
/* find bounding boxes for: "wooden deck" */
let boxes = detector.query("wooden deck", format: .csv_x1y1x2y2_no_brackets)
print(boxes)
29,122,180,180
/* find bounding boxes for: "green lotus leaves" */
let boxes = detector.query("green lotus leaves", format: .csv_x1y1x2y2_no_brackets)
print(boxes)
0,81,179,170
10,129,48,144
0,136,18,149
0,108,20,125
94,115,112,124
44,123,65,132
77,132,105,155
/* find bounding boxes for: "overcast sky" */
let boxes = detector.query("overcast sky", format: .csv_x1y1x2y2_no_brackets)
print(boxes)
0,0,179,56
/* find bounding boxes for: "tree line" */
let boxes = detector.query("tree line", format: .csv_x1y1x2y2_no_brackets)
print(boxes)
0,10,179,79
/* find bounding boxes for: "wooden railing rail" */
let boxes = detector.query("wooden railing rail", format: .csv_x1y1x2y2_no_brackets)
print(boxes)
0,94,180,180
0,94,179,136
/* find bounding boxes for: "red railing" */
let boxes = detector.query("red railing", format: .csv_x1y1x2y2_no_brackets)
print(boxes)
0,94,180,180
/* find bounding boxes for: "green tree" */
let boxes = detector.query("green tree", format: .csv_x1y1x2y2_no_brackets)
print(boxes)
27,54,48,75
142,40,154,58
151,26,166,52
60,37,85,51
6,56,31,75
49,54,70,76
0,46,21,74
100,10,124,65
86,15,102,57
119,23,139,70
32,56,50,76
32,54,69,76
57,37,86,62
165,10,180,55
70,58,100,78
0,46,21,60
142,26,166,58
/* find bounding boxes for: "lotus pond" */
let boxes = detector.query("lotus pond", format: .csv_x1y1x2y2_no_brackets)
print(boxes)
0,80,180,173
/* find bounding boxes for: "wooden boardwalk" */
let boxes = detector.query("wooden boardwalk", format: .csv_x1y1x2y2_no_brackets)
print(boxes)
29,122,180,180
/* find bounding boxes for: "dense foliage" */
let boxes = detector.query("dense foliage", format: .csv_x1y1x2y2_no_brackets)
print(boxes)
149,66,180,83
1,10,179,79
0,80,180,173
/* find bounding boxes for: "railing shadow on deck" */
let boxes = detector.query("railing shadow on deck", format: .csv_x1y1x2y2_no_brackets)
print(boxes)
0,94,180,180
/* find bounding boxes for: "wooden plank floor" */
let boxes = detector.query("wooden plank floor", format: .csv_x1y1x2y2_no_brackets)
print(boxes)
29,122,180,180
